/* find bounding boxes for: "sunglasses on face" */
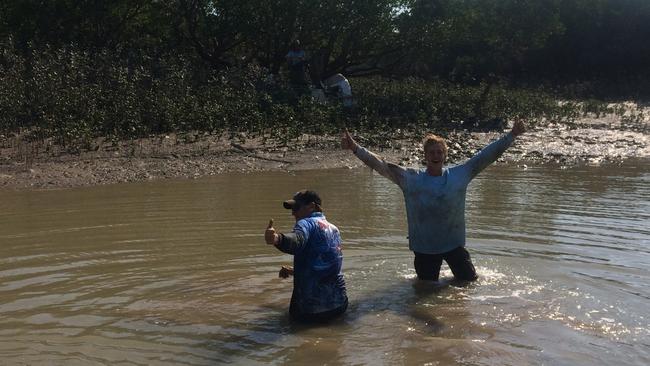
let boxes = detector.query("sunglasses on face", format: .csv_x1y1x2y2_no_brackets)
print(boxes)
292,201,315,212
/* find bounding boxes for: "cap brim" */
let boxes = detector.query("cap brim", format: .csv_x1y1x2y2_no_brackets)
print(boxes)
283,200,296,209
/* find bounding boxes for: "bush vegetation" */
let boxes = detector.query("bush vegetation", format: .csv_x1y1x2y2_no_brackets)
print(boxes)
1,1,648,151
0,41,582,149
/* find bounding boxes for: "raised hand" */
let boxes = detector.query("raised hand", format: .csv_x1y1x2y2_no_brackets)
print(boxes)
265,219,279,245
511,119,526,137
341,129,358,152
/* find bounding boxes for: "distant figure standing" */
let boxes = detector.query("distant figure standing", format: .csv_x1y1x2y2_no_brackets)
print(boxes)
286,40,308,87
341,121,527,282
265,190,348,322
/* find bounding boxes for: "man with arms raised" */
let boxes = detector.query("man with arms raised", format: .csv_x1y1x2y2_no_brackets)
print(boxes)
342,121,526,282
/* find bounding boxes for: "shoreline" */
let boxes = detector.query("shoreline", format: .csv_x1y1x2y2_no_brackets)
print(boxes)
1,119,648,190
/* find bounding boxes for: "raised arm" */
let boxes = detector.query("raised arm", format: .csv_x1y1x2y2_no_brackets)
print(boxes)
342,129,406,187
265,219,299,278
463,120,526,180
265,219,306,255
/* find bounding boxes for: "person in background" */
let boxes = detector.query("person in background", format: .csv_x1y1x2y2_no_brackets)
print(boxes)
341,120,527,282
286,40,308,87
265,190,348,322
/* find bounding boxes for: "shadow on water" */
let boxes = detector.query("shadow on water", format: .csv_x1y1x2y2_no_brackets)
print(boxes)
203,275,472,364
203,304,349,364
351,276,474,330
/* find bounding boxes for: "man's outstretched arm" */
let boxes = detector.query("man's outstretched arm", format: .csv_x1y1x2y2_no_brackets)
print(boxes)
342,129,406,187
463,120,526,180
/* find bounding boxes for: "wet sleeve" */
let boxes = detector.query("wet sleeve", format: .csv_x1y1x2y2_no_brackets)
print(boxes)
275,231,306,255
462,132,515,181
275,221,309,255
354,146,407,187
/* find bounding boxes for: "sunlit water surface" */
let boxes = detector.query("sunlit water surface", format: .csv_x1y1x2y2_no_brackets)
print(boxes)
1,160,648,365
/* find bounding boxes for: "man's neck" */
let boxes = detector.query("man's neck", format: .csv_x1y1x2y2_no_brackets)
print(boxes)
426,166,443,176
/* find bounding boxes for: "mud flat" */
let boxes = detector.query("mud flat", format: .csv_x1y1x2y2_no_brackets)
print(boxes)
0,114,647,190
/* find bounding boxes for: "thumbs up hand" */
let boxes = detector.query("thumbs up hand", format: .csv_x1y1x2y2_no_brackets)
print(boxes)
265,219,279,245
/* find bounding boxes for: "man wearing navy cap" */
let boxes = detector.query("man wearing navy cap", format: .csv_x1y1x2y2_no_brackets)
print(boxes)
265,190,348,322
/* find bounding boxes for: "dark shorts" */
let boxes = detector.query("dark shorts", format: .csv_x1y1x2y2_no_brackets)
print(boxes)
413,246,478,282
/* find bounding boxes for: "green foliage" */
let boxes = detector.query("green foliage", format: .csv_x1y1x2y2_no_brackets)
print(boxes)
2,0,649,85
1,1,649,150
1,38,583,150
397,0,565,81
352,77,567,131
0,41,344,147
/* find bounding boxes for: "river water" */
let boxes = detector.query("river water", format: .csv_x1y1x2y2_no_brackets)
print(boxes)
0,160,648,365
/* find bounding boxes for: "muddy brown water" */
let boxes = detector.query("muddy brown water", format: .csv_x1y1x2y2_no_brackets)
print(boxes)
1,160,648,365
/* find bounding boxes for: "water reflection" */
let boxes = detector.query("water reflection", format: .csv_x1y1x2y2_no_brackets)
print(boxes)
0,160,648,365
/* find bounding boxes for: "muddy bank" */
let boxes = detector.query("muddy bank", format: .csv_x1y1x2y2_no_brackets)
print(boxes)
1,117,648,190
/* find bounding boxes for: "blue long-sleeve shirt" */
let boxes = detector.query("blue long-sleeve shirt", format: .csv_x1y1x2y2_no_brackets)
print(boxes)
354,133,515,254
276,212,347,315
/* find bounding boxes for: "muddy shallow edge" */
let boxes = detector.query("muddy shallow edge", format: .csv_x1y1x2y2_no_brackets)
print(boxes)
1,121,648,190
